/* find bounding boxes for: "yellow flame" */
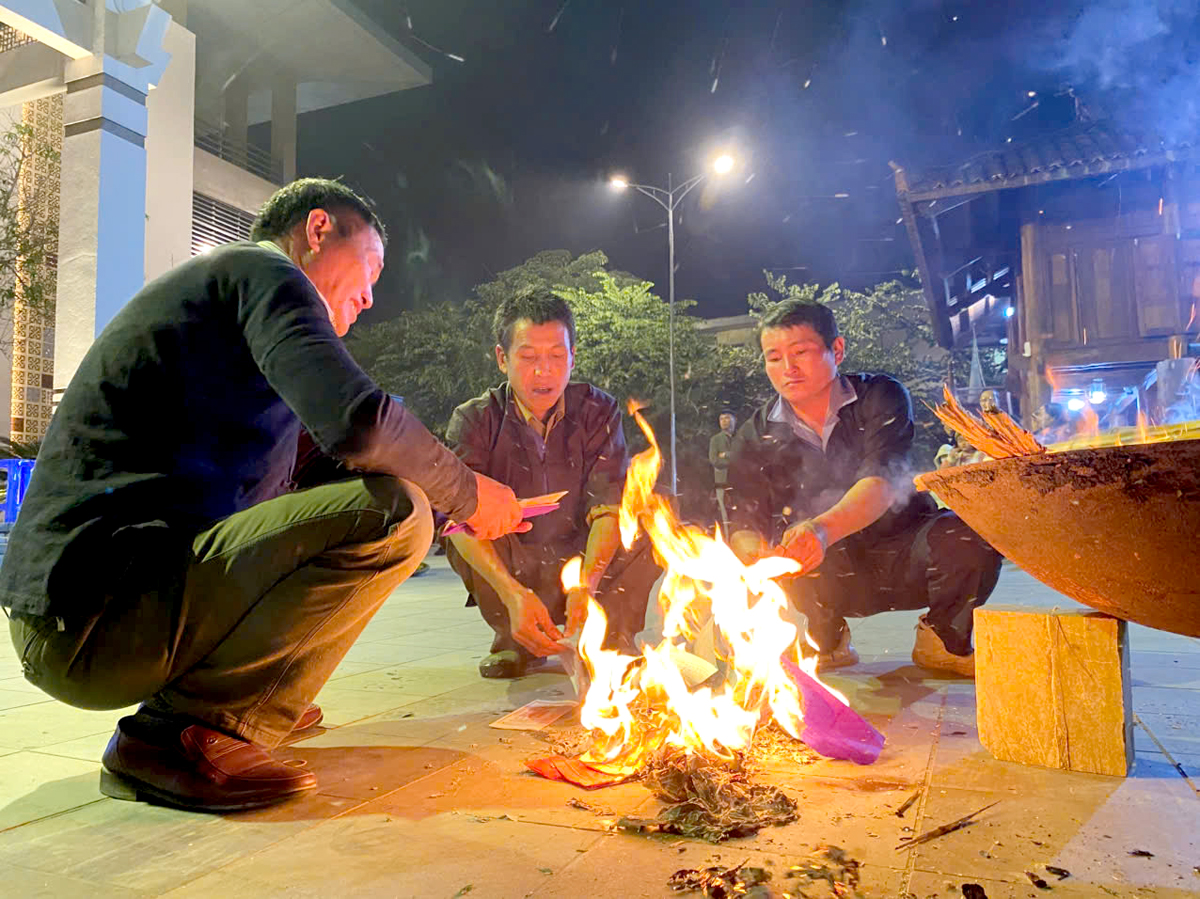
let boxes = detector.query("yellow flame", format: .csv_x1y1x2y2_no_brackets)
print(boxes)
561,556,582,592
571,401,848,769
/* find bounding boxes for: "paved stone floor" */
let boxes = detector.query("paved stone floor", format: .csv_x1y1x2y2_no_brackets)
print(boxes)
1,556,1198,898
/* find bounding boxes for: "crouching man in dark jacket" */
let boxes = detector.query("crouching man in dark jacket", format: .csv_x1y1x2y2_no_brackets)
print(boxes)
445,290,660,678
727,300,1001,677
2,179,524,811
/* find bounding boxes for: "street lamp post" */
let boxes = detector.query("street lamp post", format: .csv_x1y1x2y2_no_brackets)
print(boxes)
611,154,734,495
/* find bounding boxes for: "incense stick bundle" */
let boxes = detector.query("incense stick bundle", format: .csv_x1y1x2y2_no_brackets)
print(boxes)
933,385,1045,460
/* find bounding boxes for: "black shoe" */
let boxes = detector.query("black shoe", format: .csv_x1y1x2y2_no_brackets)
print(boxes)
478,649,526,678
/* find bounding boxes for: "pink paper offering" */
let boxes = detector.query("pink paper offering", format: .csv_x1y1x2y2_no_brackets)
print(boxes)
443,491,568,536
780,653,885,765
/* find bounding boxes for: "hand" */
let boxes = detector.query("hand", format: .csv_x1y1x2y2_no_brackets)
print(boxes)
779,520,828,572
463,473,528,540
564,585,591,638
503,586,565,656
730,529,769,566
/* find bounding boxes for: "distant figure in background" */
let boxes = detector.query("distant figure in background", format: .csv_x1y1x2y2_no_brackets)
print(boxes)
1032,402,1072,445
978,389,1001,415
709,411,736,531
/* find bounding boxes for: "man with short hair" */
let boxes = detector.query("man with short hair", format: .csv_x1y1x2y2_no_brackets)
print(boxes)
2,178,524,812
709,411,736,531
445,290,659,679
727,300,1001,677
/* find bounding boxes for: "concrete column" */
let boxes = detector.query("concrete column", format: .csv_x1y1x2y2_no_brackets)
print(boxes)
223,74,248,148
144,18,195,281
54,55,150,392
271,74,296,183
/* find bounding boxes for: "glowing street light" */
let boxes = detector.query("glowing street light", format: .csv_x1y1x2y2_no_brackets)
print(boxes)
609,153,738,494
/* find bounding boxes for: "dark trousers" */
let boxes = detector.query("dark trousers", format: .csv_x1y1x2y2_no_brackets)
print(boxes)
446,533,660,659
782,510,1001,656
9,476,432,749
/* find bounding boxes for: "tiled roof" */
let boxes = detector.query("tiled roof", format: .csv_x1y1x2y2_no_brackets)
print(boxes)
904,123,1194,198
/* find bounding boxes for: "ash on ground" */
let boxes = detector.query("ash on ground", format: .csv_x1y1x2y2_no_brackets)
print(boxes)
619,750,798,842
669,846,865,898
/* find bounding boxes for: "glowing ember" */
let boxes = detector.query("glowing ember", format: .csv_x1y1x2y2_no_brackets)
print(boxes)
565,402,851,772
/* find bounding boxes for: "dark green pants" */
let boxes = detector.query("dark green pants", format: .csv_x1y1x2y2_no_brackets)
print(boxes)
9,476,432,749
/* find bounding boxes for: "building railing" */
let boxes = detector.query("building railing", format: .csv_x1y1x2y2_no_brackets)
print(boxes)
193,117,282,184
0,24,36,53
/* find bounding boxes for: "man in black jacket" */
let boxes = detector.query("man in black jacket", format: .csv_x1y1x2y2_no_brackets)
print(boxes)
727,300,1001,677
2,179,523,811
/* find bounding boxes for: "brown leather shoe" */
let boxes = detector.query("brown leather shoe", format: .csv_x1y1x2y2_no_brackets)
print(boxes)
99,717,318,811
294,703,323,731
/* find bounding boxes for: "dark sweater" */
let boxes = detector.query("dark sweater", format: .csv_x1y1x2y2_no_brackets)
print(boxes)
0,242,476,617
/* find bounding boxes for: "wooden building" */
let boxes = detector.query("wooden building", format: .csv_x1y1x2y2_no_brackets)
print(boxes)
893,123,1199,425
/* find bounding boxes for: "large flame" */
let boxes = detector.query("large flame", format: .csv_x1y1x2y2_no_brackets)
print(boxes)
569,402,846,771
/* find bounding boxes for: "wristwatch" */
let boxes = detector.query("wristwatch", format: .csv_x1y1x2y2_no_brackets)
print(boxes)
804,519,829,552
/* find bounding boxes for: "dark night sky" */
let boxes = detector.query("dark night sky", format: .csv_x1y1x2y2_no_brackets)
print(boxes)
296,0,1200,324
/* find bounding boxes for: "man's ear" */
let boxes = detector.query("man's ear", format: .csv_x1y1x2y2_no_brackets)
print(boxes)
831,336,846,366
304,208,336,253
494,344,508,374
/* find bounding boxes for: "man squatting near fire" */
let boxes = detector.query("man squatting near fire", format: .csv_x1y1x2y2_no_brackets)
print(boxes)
726,300,1003,677
444,290,662,679
1,179,526,812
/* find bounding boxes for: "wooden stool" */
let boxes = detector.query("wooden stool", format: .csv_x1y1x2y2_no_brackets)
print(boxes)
974,606,1134,776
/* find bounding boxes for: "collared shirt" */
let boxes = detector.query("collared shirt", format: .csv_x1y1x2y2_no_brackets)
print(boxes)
767,376,858,451
513,392,567,441
726,372,936,545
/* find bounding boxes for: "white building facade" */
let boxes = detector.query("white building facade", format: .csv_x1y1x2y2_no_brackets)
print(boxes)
0,0,430,443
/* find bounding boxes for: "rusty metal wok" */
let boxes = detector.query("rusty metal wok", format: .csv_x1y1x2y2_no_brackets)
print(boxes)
914,439,1200,638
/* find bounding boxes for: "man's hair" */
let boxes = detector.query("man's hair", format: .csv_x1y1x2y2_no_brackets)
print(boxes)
757,300,839,349
493,289,576,352
1043,402,1064,421
251,178,387,245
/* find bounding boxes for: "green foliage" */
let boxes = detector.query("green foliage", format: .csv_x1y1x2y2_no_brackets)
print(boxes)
0,122,58,316
347,250,646,439
345,298,494,437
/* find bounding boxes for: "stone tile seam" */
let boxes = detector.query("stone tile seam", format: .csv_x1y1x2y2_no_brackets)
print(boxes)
1132,711,1200,799
899,687,949,893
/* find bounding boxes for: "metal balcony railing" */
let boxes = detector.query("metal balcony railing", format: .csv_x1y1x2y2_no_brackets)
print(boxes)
194,117,282,184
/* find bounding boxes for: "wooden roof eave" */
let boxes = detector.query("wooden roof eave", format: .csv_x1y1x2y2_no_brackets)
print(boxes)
904,149,1190,204
891,161,955,349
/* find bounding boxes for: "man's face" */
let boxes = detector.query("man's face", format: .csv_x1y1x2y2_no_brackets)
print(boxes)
300,212,384,337
760,324,844,409
719,413,735,432
496,318,575,420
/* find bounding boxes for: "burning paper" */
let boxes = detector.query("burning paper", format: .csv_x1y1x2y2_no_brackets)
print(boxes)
532,402,881,781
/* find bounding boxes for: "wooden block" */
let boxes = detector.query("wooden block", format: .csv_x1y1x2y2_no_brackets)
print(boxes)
974,606,1133,777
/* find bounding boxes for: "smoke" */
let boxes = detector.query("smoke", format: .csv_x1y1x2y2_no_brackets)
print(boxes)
1034,0,1200,141
837,0,1200,156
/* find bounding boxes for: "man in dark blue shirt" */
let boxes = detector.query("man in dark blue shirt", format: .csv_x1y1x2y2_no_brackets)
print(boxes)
728,300,1001,677
2,179,523,811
